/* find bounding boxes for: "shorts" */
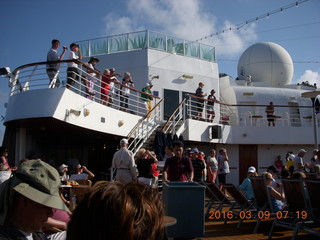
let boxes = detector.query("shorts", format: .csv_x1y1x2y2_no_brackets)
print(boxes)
218,173,227,184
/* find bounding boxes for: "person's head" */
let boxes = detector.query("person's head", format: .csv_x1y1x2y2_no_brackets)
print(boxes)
104,68,110,75
190,148,199,160
199,82,204,88
136,148,147,160
210,149,216,157
280,169,290,179
313,149,318,156
124,72,131,81
120,138,128,148
247,166,258,177
0,159,69,232
267,165,278,177
165,145,173,156
51,39,60,49
0,146,8,157
291,171,306,179
298,149,307,157
75,164,83,173
219,148,227,155
70,43,79,51
269,101,273,105
173,141,184,159
146,82,153,89
210,89,215,95
59,164,68,174
89,57,99,65
67,181,165,240
261,172,273,185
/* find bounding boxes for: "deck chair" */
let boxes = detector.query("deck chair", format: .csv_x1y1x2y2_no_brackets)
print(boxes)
202,182,232,218
223,183,255,227
250,176,271,233
268,178,313,240
304,180,320,237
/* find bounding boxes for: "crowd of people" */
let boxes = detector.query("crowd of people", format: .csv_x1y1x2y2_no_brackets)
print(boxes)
46,39,155,116
0,141,319,239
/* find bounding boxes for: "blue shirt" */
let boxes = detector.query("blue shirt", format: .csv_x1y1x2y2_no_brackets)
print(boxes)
239,177,254,200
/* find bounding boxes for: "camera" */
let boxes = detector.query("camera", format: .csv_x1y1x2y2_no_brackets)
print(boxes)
63,46,68,50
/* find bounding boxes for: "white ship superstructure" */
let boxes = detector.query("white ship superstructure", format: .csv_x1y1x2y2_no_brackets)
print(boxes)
2,30,319,184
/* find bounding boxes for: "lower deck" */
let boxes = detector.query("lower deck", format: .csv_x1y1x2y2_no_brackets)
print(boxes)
176,217,318,240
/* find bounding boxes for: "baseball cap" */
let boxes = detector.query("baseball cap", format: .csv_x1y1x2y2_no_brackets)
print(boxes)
59,164,68,172
288,154,295,160
120,138,128,145
298,149,307,153
190,148,199,154
248,166,256,173
2,160,70,215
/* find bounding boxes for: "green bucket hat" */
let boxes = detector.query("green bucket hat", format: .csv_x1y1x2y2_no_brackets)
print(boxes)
0,159,70,224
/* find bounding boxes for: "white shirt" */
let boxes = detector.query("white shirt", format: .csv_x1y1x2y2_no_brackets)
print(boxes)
47,48,60,71
67,51,79,68
294,155,304,171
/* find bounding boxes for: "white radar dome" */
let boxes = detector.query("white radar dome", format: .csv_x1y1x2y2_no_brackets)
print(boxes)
237,42,293,87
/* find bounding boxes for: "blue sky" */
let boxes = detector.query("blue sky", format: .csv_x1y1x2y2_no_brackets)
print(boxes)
0,0,319,144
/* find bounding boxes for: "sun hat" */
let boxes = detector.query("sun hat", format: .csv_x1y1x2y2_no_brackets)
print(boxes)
0,159,69,224
59,164,68,172
248,166,256,173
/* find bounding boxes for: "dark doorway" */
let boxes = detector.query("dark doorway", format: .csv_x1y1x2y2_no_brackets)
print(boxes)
164,89,179,120
239,145,258,183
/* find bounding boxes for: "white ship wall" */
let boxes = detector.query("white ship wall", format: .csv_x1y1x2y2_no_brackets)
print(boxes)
5,88,141,137
88,49,220,117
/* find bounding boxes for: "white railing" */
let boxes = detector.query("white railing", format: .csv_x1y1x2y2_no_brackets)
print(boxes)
185,94,318,128
9,60,161,118
127,99,163,155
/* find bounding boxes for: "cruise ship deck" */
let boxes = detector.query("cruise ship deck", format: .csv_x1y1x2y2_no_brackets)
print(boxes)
179,218,318,240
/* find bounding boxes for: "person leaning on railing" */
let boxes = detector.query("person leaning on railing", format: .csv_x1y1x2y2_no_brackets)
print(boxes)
119,72,134,112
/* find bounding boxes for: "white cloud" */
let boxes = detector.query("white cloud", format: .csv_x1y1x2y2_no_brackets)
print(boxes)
297,70,320,87
101,0,257,57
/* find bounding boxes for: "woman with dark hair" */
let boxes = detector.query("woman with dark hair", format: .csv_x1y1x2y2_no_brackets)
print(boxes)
67,181,165,240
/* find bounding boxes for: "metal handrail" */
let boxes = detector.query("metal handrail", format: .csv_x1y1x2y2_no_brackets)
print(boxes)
161,98,186,133
127,99,163,139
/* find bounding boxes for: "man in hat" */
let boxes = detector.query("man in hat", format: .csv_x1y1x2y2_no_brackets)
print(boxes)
66,43,82,89
190,148,205,182
195,82,207,120
294,149,307,172
141,83,154,118
0,159,70,239
108,68,121,106
206,89,216,122
111,138,137,184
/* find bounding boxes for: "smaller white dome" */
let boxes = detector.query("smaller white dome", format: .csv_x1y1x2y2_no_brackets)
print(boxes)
237,42,294,87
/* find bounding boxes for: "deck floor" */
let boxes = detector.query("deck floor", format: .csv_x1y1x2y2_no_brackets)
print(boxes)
170,217,319,240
